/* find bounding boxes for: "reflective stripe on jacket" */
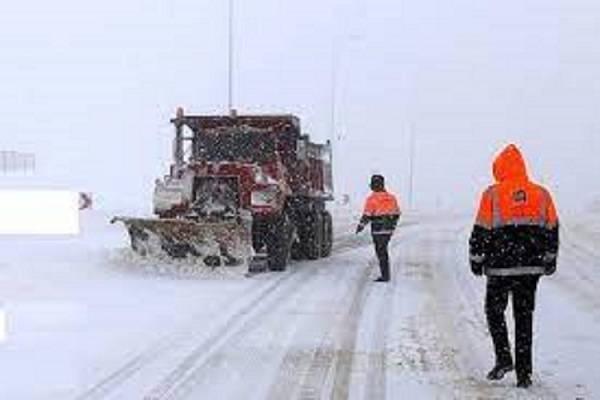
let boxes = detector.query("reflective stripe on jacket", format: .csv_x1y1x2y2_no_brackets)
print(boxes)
469,144,559,276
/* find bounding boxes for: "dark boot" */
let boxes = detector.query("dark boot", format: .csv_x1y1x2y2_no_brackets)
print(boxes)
486,363,514,380
373,277,389,282
516,374,532,388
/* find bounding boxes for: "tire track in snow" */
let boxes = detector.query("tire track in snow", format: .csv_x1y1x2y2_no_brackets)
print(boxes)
328,265,371,400
264,239,408,400
388,232,492,399
143,262,326,400
75,269,300,400
260,258,371,400
361,275,394,400
76,213,384,399
331,231,426,400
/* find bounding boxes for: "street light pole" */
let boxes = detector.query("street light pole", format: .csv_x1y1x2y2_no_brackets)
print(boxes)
408,123,416,209
329,33,362,143
330,31,364,202
330,47,337,142
227,0,235,114
330,32,341,143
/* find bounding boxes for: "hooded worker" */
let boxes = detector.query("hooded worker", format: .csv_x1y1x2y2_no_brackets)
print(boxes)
356,174,401,282
469,144,559,388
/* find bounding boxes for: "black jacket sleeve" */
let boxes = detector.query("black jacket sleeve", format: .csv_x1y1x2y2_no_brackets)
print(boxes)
469,225,492,276
542,223,559,275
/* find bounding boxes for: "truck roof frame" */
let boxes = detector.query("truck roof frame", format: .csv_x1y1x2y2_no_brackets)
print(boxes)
171,114,301,133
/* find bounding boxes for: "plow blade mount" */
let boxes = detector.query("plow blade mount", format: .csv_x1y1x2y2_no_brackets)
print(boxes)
112,217,253,267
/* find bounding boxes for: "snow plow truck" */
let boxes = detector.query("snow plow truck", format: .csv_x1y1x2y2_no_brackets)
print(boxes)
113,108,334,271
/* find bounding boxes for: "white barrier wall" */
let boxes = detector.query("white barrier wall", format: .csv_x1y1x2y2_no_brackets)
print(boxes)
0,190,79,235
0,307,5,343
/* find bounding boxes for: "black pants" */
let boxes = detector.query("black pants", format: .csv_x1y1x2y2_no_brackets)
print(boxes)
485,275,540,380
372,234,391,280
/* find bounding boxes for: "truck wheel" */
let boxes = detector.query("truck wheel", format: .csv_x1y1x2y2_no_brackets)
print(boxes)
290,211,308,260
306,211,323,260
321,211,333,257
290,237,305,260
268,216,291,271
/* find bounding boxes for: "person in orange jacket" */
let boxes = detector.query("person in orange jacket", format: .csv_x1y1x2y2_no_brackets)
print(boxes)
469,144,559,388
356,174,401,282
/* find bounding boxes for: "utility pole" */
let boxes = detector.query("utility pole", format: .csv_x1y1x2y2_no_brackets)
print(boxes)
330,42,338,142
329,33,363,143
408,123,416,209
227,0,235,113
329,33,340,202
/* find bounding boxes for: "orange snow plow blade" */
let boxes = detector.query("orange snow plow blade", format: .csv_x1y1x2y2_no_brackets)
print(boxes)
111,216,253,267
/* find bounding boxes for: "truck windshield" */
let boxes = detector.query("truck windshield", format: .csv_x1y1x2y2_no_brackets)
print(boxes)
195,132,275,163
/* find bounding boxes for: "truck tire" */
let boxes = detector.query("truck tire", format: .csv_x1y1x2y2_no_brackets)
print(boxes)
290,211,309,260
290,231,306,260
306,211,323,260
321,211,333,257
268,215,291,271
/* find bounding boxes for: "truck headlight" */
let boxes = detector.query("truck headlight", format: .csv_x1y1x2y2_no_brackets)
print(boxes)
251,187,279,207
153,179,184,212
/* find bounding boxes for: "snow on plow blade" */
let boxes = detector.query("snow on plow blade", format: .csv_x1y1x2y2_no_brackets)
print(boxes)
111,216,253,267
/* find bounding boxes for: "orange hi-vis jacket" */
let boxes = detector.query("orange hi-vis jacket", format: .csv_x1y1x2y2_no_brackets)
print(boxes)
359,191,401,235
469,144,559,276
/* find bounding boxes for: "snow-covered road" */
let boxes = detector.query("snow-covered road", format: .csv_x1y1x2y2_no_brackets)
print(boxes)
1,211,598,399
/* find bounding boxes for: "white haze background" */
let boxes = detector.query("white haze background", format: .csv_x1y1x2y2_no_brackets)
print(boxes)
1,0,599,214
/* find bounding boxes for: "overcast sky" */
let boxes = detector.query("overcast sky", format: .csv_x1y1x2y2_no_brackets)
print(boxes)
1,0,599,214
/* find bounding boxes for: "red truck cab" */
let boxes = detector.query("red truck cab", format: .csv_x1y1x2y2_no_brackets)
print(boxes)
153,109,333,270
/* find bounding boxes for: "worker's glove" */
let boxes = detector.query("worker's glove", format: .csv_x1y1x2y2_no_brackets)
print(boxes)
469,253,485,276
355,223,366,234
543,252,557,276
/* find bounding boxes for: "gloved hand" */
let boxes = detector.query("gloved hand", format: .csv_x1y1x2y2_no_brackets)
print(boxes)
544,264,556,276
355,223,365,234
470,254,485,276
543,252,557,275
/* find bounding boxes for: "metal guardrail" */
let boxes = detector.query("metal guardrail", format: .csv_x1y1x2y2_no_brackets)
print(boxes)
0,151,36,175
